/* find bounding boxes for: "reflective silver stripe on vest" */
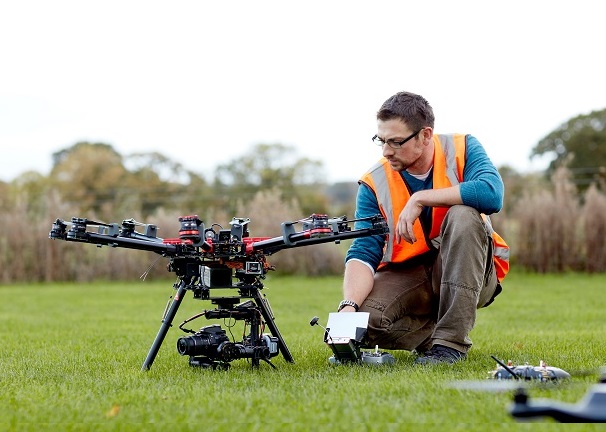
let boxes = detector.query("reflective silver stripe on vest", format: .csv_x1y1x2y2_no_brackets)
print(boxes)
494,246,510,261
366,162,394,262
428,135,460,249
438,134,462,186
482,211,510,261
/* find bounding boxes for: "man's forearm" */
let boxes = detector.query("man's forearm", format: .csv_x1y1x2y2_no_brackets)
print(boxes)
341,259,375,312
410,185,463,208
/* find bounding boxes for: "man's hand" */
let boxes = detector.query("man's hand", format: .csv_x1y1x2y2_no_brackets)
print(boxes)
395,195,424,244
395,187,464,244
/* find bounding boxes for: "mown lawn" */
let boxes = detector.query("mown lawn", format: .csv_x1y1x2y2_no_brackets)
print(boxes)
0,270,605,430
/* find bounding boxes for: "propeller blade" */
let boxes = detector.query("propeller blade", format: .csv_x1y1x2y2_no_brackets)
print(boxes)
447,380,526,393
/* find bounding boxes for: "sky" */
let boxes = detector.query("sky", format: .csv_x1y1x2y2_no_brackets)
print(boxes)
1,0,605,184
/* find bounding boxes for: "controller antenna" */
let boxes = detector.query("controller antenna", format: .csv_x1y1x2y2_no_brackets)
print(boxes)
309,316,333,343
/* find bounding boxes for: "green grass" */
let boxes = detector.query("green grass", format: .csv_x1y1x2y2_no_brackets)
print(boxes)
1,271,605,430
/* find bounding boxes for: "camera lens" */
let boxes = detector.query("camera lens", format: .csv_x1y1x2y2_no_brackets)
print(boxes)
176,325,228,357
177,335,207,356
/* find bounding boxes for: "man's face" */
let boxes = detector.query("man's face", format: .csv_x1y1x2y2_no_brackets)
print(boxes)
376,119,427,172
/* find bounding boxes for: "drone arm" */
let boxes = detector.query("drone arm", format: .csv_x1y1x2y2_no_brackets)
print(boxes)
81,232,178,255
250,217,388,254
250,228,376,254
49,219,178,256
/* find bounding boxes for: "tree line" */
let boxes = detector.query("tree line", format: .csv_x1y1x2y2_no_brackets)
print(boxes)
2,107,606,283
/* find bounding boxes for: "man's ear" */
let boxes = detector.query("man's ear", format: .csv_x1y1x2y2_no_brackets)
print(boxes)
421,127,433,144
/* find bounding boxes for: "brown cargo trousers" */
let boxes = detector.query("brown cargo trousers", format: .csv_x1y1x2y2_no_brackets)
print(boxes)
359,205,501,354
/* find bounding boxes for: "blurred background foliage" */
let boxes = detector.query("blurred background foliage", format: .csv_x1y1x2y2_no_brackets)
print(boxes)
2,107,606,283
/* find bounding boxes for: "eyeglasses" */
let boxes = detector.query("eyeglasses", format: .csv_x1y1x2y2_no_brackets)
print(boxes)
372,128,422,149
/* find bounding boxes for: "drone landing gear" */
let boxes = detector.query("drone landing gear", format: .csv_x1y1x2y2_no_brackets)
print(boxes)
142,280,188,370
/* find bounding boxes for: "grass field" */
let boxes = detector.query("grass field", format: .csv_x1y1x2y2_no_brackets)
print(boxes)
1,270,605,430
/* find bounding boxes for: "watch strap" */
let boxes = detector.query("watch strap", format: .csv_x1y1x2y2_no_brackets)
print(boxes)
337,299,359,312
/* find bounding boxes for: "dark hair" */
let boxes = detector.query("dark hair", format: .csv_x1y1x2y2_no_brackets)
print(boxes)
377,91,435,130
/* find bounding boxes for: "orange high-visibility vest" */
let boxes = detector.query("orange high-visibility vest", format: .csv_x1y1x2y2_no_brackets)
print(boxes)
360,134,510,281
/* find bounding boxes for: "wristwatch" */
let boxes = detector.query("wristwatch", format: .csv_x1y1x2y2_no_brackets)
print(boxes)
337,299,359,312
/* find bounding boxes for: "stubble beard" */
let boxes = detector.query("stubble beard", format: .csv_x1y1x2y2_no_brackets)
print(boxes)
388,158,411,172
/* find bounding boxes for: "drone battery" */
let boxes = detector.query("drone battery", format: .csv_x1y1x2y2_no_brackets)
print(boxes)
201,266,233,288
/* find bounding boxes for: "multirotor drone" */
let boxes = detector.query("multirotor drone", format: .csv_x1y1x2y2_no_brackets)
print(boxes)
50,212,388,370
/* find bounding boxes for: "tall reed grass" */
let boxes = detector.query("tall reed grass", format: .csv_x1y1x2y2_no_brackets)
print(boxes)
3,167,606,283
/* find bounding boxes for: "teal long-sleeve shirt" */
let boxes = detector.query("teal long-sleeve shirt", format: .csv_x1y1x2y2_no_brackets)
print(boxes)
345,134,504,270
